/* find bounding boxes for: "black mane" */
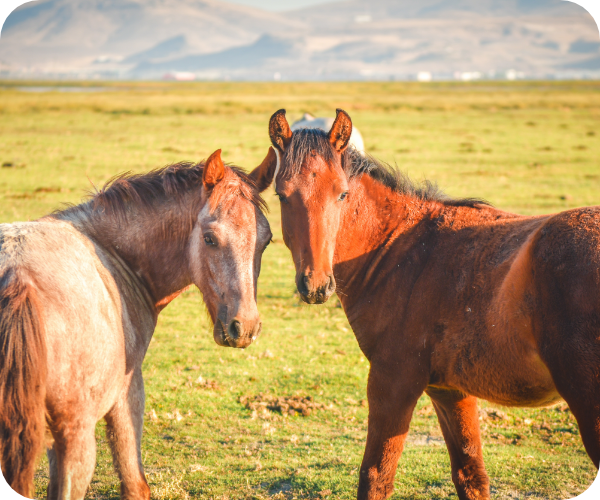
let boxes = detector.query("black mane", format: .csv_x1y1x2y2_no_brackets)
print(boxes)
285,129,489,209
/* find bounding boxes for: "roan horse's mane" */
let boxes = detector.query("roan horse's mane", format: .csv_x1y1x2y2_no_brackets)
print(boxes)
57,161,267,218
285,129,489,209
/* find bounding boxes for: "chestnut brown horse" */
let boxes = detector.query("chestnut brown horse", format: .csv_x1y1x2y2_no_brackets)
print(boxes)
0,150,271,499
250,109,600,500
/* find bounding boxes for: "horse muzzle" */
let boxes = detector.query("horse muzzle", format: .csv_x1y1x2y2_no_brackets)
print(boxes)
296,273,336,304
213,316,262,348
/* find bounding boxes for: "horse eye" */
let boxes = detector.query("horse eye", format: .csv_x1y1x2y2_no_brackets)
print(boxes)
276,193,287,203
204,235,216,246
338,191,349,202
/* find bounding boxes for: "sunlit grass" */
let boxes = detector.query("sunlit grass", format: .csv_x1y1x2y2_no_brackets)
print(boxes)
1,81,598,499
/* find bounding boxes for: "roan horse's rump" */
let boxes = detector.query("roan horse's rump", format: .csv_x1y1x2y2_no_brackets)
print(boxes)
251,108,600,500
0,150,272,499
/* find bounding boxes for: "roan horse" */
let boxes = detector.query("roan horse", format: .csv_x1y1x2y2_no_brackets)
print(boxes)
0,149,272,499
250,109,600,500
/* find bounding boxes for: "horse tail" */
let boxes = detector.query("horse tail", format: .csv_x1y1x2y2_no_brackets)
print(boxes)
0,270,47,497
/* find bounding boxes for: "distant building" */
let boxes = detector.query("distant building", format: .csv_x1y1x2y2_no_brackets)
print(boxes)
163,72,196,81
354,15,372,23
506,69,525,80
455,71,482,81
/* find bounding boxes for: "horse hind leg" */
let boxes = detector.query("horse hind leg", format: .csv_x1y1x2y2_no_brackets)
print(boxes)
105,368,150,500
427,388,490,500
543,342,600,468
46,444,59,500
49,417,97,500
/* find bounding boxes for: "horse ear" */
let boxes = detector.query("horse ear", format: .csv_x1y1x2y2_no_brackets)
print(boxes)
269,109,292,153
249,147,278,193
203,149,225,190
328,108,352,153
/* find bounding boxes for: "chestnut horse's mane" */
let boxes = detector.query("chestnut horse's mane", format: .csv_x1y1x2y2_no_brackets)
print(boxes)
285,129,489,209
57,161,267,218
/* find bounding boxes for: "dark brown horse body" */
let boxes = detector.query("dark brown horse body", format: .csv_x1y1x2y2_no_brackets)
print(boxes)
251,109,600,500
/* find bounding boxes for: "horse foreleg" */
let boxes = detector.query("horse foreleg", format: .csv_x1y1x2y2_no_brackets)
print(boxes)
105,368,150,500
357,361,427,500
427,388,490,500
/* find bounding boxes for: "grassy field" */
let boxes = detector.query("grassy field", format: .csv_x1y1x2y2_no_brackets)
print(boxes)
1,81,599,499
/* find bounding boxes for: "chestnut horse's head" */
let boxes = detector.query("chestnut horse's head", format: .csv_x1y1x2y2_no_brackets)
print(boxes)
192,150,272,348
250,109,353,304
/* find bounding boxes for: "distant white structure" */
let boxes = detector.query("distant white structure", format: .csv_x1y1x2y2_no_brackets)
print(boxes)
290,113,365,154
455,71,482,81
93,55,123,64
506,69,525,80
163,71,196,81
417,71,432,82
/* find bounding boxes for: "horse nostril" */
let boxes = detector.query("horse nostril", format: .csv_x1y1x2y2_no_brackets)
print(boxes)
229,320,242,340
327,275,336,293
297,274,310,296
252,322,262,341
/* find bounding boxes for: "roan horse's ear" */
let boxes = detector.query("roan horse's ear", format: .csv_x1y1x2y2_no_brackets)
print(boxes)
249,147,278,193
328,108,352,153
269,109,293,153
203,149,225,190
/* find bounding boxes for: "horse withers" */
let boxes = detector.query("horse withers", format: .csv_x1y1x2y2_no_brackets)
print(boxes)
0,149,272,499
251,109,600,500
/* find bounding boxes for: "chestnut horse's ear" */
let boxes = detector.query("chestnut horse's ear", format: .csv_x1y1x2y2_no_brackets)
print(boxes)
269,109,293,153
203,149,225,190
328,108,352,153
249,147,278,192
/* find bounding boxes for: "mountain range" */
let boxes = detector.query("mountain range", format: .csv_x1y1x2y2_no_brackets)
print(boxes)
1,0,599,80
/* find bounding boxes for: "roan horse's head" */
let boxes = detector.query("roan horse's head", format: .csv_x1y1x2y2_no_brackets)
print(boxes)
192,150,272,347
250,109,353,304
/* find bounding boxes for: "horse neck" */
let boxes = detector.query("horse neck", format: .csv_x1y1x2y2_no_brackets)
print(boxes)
64,192,201,310
333,175,437,344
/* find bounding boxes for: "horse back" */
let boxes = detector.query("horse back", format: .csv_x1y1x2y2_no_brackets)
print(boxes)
0,220,149,419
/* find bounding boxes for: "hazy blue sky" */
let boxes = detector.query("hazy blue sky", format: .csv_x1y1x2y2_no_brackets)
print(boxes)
225,0,331,11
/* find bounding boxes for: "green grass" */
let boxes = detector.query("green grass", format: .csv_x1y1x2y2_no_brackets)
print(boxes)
0,81,599,499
